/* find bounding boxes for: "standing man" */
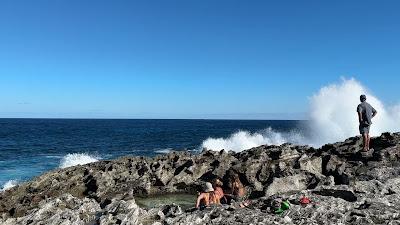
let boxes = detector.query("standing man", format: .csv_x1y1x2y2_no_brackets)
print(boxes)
357,95,377,152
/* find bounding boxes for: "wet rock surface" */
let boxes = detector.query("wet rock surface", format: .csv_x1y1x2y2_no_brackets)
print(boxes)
1,132,400,224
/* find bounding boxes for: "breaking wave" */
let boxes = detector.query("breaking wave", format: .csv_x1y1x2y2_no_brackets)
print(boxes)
154,148,173,154
202,128,306,152
202,78,400,152
1,180,18,192
59,153,101,168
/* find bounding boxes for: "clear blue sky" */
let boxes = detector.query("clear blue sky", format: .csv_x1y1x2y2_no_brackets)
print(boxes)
0,0,399,119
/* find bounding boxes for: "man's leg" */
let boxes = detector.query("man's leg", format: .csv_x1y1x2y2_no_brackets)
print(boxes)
366,125,371,150
362,133,368,151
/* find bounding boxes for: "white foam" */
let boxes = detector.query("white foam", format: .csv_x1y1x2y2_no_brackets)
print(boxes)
1,180,18,192
202,128,305,152
202,78,400,151
44,155,63,159
59,153,100,168
154,148,173,154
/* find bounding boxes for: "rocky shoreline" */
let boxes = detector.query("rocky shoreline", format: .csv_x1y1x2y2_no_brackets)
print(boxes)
1,132,400,225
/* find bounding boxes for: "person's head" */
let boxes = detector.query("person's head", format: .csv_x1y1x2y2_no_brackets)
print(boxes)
213,178,223,188
229,173,243,187
203,182,214,193
360,95,367,102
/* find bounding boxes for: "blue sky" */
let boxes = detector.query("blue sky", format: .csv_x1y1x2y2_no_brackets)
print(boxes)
0,0,399,119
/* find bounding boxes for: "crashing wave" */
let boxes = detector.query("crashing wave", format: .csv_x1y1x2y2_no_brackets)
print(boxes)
202,78,400,151
59,153,100,168
1,180,18,192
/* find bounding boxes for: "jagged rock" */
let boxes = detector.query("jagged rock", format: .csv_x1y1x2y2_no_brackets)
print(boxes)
0,194,101,225
1,132,400,225
265,174,309,197
313,185,358,202
157,204,183,220
299,155,323,176
100,198,145,225
384,178,400,194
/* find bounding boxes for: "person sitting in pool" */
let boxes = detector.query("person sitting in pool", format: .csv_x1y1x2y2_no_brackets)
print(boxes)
195,182,220,209
226,173,251,208
212,178,226,203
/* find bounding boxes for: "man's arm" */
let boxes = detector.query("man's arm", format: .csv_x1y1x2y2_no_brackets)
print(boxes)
357,105,363,123
372,108,377,118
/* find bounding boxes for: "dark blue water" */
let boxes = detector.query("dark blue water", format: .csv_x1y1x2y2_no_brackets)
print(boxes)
0,119,304,188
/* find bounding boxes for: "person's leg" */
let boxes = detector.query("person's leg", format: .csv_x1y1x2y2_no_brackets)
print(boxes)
362,133,368,151
359,125,366,151
366,125,371,150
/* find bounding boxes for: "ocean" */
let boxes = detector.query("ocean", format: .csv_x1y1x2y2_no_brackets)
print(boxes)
2,80,400,191
0,119,305,190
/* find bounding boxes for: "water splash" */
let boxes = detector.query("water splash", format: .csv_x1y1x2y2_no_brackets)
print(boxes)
1,180,18,192
59,153,100,168
202,78,400,151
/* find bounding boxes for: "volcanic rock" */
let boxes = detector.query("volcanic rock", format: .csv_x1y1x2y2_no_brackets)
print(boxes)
1,132,400,224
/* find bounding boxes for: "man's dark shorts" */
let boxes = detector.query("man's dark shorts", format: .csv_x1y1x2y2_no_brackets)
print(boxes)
359,124,370,135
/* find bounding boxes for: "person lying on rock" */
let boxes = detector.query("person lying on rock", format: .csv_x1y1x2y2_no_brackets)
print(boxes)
226,173,251,208
357,94,377,152
212,178,226,203
195,182,220,209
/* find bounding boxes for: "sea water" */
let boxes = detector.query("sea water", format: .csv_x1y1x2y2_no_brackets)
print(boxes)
0,119,304,189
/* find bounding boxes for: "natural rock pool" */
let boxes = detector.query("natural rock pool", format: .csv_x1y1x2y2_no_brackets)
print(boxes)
135,194,197,209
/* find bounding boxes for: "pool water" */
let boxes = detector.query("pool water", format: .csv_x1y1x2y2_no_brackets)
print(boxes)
135,194,197,209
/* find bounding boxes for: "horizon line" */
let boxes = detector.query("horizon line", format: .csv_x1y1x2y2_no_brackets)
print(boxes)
0,117,307,121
